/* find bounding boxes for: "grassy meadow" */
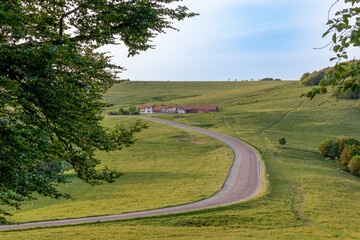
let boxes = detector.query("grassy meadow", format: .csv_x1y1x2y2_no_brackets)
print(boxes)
2,81,360,239
5,117,233,223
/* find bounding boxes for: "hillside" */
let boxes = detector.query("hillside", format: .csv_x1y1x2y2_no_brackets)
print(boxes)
2,81,360,239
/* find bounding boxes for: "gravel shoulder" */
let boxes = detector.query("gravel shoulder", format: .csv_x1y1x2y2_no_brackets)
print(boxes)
0,116,263,231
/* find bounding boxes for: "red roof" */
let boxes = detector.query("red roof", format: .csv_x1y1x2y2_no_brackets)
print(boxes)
179,106,218,111
148,105,218,112
152,106,168,111
140,105,154,109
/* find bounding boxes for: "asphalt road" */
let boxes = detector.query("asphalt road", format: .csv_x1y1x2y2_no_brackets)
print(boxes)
0,116,262,231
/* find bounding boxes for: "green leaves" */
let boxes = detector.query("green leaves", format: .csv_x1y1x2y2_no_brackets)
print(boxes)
0,0,194,224
305,1,360,101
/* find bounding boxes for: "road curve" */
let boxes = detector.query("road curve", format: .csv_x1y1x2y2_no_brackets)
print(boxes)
0,117,263,231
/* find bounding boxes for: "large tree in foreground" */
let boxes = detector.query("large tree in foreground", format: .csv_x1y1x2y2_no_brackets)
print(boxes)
0,0,195,223
304,0,360,99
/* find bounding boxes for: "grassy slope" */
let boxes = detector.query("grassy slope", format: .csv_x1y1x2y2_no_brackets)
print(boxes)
2,81,360,239
5,117,232,223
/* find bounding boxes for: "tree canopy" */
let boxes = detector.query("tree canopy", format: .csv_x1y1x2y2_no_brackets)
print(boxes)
0,0,195,223
303,0,360,99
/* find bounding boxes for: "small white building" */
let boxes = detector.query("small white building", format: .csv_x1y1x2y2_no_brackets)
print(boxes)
140,105,154,114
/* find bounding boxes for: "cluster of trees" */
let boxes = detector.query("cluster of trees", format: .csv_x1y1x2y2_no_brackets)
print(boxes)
109,106,140,115
318,138,360,175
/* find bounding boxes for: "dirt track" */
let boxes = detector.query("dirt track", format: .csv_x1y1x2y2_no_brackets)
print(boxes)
0,117,262,231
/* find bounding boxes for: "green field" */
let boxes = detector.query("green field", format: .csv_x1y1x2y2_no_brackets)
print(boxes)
2,81,360,239
5,117,233,223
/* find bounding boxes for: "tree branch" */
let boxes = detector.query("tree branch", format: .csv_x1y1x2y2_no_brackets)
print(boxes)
59,6,82,37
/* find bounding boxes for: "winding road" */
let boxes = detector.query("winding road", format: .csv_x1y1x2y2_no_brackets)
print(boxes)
0,117,262,231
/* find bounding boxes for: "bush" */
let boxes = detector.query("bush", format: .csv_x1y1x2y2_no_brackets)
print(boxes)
259,78,274,81
300,72,310,82
335,88,360,99
108,111,119,115
318,139,338,158
339,144,360,169
336,138,360,156
118,107,129,115
348,155,360,175
301,71,327,86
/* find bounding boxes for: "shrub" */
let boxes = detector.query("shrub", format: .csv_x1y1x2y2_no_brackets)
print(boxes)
301,71,327,86
318,139,338,158
128,106,140,115
336,138,360,156
119,107,129,115
279,138,286,146
335,88,360,99
259,78,274,81
339,144,360,169
108,111,119,115
300,72,310,82
348,155,360,175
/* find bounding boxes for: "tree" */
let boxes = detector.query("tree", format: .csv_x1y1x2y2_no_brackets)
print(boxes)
303,1,360,100
318,139,339,158
0,0,195,223
338,144,360,169
118,107,128,115
300,72,310,82
128,106,137,115
336,137,359,157
279,138,286,149
348,155,360,175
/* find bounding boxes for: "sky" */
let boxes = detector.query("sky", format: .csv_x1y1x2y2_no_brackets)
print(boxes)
102,0,360,81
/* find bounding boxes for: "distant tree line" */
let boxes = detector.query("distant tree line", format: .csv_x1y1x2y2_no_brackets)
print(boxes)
259,78,282,81
318,137,360,176
108,106,140,115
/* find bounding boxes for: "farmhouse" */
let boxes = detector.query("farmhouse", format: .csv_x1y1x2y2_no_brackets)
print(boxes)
140,105,218,114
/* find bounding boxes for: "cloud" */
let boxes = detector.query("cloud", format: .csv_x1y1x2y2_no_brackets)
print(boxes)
103,0,359,81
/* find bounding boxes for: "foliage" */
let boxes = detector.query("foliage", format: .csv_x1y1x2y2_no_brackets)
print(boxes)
300,71,328,86
259,77,281,81
338,144,360,169
334,87,360,99
348,155,360,175
128,106,138,115
303,1,360,99
300,72,310,82
0,0,195,223
336,137,359,156
319,137,360,175
117,106,139,115
119,107,128,115
279,137,286,146
318,139,338,158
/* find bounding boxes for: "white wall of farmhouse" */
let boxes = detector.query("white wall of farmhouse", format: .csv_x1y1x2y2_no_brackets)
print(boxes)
140,107,153,114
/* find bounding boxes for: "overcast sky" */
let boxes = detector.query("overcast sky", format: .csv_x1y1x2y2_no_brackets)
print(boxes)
102,0,360,81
